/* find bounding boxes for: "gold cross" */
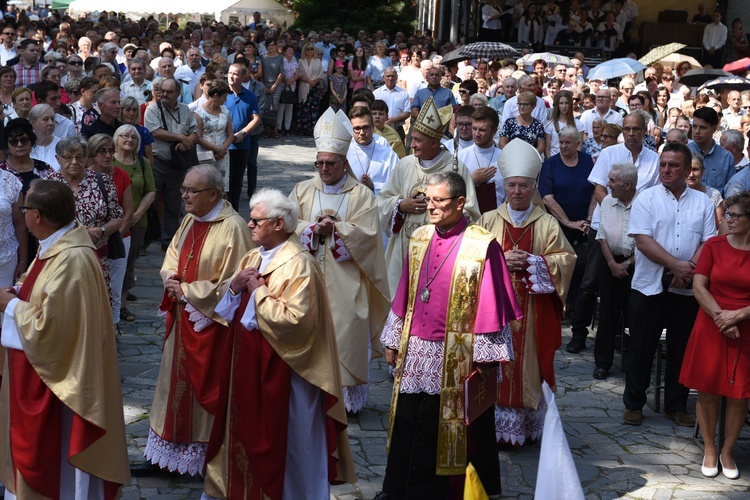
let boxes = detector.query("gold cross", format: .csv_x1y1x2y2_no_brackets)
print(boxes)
425,114,435,124
474,381,486,403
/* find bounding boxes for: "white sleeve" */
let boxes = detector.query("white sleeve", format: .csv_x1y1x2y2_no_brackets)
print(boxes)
215,290,242,323
628,193,653,237
239,288,261,331
1,298,23,350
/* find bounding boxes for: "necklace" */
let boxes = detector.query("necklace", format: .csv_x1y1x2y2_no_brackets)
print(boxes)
315,188,347,220
504,223,533,251
420,233,463,303
352,143,372,177
181,222,212,277
472,145,498,173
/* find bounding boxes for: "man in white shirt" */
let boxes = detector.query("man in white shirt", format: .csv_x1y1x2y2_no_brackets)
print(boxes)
0,26,16,65
346,107,399,195
458,106,504,212
593,162,637,381
373,67,410,133
442,105,476,154
500,74,548,127
703,10,727,68
720,129,750,171
721,91,744,130
580,88,624,136
174,47,205,97
120,58,151,106
623,142,715,427
567,113,659,354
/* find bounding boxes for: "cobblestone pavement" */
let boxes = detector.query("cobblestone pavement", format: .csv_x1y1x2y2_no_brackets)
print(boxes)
118,135,750,499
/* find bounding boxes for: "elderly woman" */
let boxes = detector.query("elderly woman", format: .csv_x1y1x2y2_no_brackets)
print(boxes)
88,133,134,324
48,136,123,301
113,124,156,316
0,167,27,285
6,88,33,122
64,54,85,86
194,79,233,193
70,76,99,132
539,126,595,308
78,36,92,61
277,44,299,137
261,38,284,139
680,192,750,480
469,93,488,108
119,96,154,161
29,104,61,171
546,90,585,158
296,44,324,136
498,91,546,155
0,66,16,116
688,153,724,230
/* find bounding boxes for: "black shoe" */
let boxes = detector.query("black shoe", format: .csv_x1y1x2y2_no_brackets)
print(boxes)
593,367,609,380
566,337,586,353
130,461,175,477
126,293,138,302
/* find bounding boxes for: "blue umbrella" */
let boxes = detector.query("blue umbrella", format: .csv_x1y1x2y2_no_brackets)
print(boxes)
586,58,647,81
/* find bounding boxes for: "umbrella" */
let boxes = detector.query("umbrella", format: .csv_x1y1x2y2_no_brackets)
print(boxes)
517,52,574,67
658,53,702,69
586,58,647,81
678,68,733,87
440,48,470,66
699,76,750,92
639,42,687,66
457,41,519,61
723,57,750,74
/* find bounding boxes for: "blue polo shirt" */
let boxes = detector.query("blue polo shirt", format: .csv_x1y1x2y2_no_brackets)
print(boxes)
226,88,260,150
688,141,735,191
411,86,456,112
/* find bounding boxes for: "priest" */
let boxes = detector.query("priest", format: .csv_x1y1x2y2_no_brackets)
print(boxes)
203,188,356,499
478,139,576,445
142,164,253,475
290,107,391,413
0,180,130,499
377,97,480,292
346,106,400,196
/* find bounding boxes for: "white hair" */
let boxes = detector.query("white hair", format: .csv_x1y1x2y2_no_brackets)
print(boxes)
249,188,299,233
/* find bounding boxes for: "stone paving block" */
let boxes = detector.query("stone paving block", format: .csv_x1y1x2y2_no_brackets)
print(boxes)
358,409,385,431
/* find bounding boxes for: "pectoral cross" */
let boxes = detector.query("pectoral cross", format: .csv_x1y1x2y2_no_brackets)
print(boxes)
181,252,194,278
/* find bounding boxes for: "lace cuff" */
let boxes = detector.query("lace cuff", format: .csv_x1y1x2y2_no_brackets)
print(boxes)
380,310,404,350
300,224,317,252
331,227,352,262
184,301,214,332
473,325,514,363
390,199,405,235
526,254,555,294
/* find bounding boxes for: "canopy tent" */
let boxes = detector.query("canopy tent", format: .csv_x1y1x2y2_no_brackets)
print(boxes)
66,0,293,27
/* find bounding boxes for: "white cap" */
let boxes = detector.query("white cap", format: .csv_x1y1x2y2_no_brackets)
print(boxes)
314,108,352,156
498,139,542,180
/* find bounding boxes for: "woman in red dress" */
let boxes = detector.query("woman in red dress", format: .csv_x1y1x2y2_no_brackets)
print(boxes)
680,192,750,480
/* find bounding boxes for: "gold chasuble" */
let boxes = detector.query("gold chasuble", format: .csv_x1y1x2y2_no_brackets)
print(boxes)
150,201,252,453
0,225,130,497
290,175,391,391
479,205,575,410
388,224,494,475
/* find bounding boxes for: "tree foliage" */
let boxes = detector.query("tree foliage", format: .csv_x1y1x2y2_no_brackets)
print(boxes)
290,0,416,35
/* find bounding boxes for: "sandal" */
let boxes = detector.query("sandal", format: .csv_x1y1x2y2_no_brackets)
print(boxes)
120,307,136,322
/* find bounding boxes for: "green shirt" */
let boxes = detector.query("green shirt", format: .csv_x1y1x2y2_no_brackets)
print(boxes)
114,156,155,229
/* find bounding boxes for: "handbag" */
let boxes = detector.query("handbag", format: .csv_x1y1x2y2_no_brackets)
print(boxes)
279,87,297,104
94,172,126,260
158,101,199,170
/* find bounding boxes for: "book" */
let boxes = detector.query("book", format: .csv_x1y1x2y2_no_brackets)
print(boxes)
463,367,498,425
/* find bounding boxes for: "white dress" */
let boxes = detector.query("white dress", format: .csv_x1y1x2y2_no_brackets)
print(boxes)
195,105,230,192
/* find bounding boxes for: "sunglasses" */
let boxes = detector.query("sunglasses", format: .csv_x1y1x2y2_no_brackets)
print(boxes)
8,137,30,146
68,60,83,66
600,134,616,139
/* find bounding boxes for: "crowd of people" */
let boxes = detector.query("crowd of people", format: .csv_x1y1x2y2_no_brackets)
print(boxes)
0,2,748,499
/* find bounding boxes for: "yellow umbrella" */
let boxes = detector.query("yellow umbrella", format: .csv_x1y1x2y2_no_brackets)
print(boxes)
639,42,687,66
658,53,702,69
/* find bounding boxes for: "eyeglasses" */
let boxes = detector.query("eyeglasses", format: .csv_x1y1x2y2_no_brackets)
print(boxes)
161,89,176,95
96,148,115,156
459,89,471,95
724,212,749,221
60,154,86,163
68,60,83,66
180,186,214,195
2,32,15,36
352,125,372,133
425,196,458,205
600,134,616,139
7,137,30,146
621,87,634,91
19,205,38,214
248,216,275,226
456,122,472,128
517,102,534,107
314,160,341,168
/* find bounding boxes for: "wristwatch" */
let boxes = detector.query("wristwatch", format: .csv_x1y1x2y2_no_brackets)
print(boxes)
100,226,106,234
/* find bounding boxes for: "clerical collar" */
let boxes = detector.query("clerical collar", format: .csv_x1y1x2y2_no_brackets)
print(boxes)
195,200,224,222
474,143,497,154
323,173,348,194
508,204,533,226
458,138,474,150
435,216,468,238
356,140,375,154
39,221,75,258
419,154,442,169
258,243,283,274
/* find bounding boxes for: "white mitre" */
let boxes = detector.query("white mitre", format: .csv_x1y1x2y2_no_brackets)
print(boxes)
497,138,542,180
314,107,353,156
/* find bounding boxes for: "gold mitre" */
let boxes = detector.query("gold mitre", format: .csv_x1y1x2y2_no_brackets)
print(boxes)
498,138,542,180
314,107,353,156
413,97,452,139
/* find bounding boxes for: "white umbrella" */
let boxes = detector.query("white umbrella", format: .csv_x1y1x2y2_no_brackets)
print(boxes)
586,58,647,81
